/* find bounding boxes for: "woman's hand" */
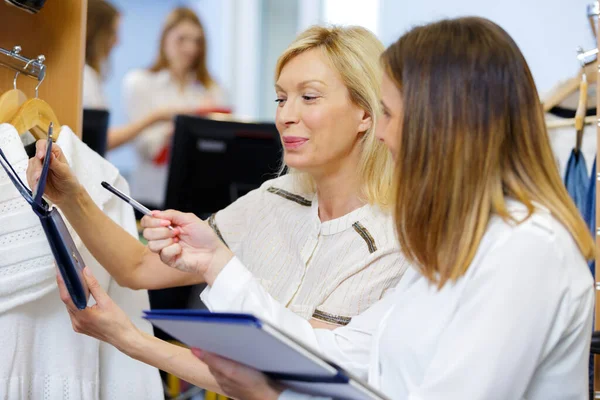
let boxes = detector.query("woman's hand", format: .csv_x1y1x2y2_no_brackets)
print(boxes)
141,210,233,283
57,266,141,354
26,140,82,206
192,349,283,400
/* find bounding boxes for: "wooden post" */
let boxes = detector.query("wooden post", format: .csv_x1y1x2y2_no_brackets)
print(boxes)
595,13,600,398
0,0,87,136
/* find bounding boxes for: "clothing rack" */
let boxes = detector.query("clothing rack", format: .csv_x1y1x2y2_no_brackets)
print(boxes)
0,0,87,134
0,46,45,82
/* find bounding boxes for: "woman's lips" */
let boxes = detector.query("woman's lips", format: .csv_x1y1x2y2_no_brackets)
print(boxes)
282,136,308,149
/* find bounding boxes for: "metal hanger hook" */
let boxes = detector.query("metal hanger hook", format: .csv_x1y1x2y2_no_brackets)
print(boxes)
34,55,46,98
14,58,35,93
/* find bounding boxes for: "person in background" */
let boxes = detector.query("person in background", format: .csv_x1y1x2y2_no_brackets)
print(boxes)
83,0,196,151
124,7,228,210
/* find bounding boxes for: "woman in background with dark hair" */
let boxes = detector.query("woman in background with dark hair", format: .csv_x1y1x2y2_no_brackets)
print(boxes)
124,7,228,209
84,0,197,151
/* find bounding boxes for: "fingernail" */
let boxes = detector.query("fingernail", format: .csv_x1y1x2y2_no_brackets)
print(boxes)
191,348,202,358
84,267,92,277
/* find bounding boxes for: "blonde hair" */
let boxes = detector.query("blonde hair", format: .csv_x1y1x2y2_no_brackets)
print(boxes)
382,17,595,288
86,0,119,76
275,25,394,207
149,7,214,88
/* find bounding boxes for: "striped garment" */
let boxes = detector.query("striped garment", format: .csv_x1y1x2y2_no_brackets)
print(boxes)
209,174,409,326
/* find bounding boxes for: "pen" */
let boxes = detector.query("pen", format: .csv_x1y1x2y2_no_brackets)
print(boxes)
101,181,174,231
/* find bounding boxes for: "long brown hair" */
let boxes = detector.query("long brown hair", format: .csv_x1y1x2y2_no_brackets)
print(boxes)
149,7,214,88
382,17,595,288
86,0,119,76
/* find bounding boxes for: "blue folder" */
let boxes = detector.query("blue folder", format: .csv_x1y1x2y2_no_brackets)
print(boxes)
143,309,389,400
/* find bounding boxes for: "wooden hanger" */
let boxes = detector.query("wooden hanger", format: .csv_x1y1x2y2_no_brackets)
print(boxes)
0,87,27,123
574,74,589,154
542,62,597,112
545,115,597,129
9,97,61,141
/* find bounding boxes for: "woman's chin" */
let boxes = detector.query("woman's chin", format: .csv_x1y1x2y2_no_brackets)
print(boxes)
283,154,311,172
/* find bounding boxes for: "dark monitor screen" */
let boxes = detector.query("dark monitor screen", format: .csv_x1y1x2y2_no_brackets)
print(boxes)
164,115,282,218
82,109,109,157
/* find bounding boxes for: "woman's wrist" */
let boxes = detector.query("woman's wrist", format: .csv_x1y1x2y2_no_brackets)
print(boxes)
204,244,234,286
120,328,150,359
60,183,86,209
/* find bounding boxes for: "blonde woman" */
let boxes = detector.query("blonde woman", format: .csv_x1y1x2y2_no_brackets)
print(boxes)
28,25,407,389
58,18,594,399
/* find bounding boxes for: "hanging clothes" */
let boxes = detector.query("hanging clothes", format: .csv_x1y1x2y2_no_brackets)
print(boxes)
0,124,163,399
564,150,589,212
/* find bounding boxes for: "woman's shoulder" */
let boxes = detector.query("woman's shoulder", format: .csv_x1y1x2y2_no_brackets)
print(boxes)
257,174,314,205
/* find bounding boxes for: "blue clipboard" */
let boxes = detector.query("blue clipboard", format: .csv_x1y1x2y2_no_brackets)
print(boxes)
143,309,389,400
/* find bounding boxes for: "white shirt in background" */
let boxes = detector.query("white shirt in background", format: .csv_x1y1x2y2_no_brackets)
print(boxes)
201,174,409,325
0,124,163,399
203,200,594,400
123,68,227,207
83,64,109,110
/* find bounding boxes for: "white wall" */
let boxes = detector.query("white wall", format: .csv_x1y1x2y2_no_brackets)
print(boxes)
379,0,597,97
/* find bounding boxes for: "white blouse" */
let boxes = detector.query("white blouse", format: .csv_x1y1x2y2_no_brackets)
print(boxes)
0,124,162,399
201,174,408,325
123,68,227,206
83,64,108,110
202,200,594,400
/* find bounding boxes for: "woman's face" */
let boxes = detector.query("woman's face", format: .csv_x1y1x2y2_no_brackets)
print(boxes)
164,20,203,73
376,72,403,160
275,49,372,177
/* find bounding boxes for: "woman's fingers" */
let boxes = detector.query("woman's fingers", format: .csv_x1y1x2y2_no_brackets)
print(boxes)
147,237,176,253
56,271,79,313
143,226,177,241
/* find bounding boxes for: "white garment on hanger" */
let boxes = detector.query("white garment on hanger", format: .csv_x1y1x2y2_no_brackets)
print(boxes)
0,124,162,399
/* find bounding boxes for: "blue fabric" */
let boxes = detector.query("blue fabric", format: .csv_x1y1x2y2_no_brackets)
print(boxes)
564,150,589,213
584,157,596,278
565,151,594,400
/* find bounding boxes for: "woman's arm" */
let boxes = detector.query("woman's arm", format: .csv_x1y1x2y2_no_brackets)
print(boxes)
57,267,223,393
107,106,198,150
128,332,223,393
62,184,204,289
27,140,204,290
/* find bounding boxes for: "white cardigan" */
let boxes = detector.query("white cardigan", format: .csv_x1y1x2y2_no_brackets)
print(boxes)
202,201,594,400
0,124,162,399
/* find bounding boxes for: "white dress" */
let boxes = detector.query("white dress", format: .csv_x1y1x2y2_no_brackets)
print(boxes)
0,124,163,399
202,201,594,400
123,69,228,207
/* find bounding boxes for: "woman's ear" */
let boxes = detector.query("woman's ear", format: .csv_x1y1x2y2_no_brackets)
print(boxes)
357,110,373,134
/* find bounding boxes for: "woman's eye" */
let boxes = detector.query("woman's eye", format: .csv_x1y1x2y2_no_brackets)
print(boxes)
302,95,318,102
275,98,286,106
